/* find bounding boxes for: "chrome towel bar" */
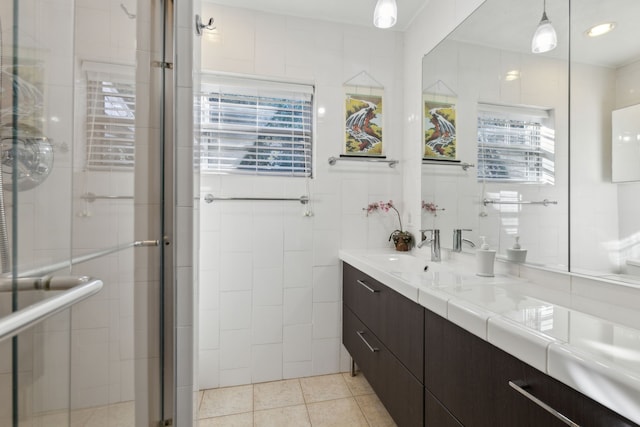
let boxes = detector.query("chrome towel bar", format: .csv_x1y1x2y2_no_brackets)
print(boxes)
0,277,103,343
483,198,558,207
328,156,399,168
203,194,309,204
80,192,133,202
422,159,475,170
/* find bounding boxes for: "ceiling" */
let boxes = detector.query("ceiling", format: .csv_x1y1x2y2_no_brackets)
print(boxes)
205,0,640,67
204,0,428,31
449,0,640,68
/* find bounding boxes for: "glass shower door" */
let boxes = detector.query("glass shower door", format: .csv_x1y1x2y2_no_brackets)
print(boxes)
0,0,171,425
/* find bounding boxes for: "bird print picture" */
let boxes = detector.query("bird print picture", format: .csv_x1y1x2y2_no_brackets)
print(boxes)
345,94,383,155
424,101,456,159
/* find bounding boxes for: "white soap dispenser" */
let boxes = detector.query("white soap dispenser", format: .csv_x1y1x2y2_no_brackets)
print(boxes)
476,236,496,277
506,235,527,263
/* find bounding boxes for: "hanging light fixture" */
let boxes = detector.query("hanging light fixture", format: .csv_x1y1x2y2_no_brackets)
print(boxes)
373,0,397,29
531,0,557,53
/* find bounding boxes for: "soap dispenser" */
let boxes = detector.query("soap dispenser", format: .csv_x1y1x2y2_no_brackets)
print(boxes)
476,236,496,277
506,235,527,263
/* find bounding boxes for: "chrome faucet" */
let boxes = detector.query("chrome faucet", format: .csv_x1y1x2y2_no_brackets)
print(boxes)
417,229,441,262
453,229,475,252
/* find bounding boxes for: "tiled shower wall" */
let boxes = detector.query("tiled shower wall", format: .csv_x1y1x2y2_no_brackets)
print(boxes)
197,4,406,388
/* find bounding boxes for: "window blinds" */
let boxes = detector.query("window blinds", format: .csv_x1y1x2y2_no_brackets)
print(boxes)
198,76,314,177
477,104,554,184
84,62,135,170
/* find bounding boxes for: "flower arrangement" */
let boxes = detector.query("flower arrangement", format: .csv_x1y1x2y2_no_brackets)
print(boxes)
422,201,445,216
365,200,414,251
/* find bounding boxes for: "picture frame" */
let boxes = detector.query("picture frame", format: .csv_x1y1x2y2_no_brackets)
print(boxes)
344,92,383,156
423,99,457,160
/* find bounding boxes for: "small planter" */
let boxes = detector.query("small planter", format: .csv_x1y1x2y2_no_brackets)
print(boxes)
390,231,413,252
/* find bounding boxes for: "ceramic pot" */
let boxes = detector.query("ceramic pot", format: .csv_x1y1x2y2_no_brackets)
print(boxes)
390,231,413,252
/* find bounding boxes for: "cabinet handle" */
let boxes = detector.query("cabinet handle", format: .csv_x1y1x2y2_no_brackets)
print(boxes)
356,279,379,293
356,330,379,353
508,381,581,427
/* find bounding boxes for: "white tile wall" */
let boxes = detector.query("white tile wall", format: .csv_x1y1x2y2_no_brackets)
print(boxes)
197,3,405,388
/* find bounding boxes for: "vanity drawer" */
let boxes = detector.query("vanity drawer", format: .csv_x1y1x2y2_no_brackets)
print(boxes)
343,305,423,427
343,262,424,381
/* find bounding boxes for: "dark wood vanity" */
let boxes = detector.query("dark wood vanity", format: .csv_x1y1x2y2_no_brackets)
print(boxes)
342,262,639,427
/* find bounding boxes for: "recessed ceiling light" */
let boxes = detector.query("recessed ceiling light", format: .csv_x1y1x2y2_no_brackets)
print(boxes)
586,22,616,37
505,70,520,81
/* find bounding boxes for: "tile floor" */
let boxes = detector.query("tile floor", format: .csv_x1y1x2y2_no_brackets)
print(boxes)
198,373,397,427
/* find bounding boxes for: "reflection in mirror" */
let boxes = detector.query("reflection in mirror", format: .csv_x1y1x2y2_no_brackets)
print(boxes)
570,0,640,283
421,0,569,269
611,104,640,183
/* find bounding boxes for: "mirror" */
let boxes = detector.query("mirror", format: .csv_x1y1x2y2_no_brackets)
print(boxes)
612,104,640,183
421,0,569,270
570,0,640,281
421,0,640,284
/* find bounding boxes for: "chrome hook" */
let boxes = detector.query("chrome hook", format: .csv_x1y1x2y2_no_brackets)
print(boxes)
195,15,215,35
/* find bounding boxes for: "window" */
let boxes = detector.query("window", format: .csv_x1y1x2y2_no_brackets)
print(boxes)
198,75,314,177
84,62,135,170
477,104,554,184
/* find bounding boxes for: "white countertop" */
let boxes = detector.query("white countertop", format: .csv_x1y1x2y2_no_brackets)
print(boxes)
339,249,640,425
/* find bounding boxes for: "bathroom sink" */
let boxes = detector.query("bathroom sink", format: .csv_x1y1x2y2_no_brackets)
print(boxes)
359,253,432,274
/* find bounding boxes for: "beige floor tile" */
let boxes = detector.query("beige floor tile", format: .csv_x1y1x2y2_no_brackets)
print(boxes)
200,384,254,418
307,397,369,427
254,404,311,427
84,401,135,427
254,379,305,410
198,412,253,427
342,372,375,396
355,394,397,427
198,390,204,408
70,407,96,427
28,411,69,427
299,374,351,403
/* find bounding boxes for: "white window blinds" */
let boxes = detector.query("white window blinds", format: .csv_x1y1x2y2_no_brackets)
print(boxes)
84,62,135,170
198,75,314,177
477,104,555,184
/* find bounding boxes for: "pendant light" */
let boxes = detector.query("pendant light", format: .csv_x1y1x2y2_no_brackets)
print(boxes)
373,0,397,29
531,0,557,53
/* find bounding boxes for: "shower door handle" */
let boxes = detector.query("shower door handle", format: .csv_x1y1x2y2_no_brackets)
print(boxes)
0,275,98,292
0,276,103,343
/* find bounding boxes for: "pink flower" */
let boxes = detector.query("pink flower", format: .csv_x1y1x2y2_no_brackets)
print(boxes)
364,200,403,232
422,201,445,216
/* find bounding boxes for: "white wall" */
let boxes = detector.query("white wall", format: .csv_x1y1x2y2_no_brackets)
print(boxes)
197,3,405,388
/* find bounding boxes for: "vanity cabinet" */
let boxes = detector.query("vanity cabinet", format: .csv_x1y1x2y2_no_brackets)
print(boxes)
343,263,424,380
342,263,424,426
342,263,638,427
424,308,494,427
425,308,640,427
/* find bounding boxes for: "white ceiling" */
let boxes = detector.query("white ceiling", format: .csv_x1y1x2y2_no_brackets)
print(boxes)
204,0,428,31
205,0,640,67
449,0,640,68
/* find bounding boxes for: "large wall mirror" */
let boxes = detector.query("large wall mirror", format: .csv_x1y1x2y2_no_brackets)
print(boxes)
421,0,569,270
421,0,640,284
570,0,640,281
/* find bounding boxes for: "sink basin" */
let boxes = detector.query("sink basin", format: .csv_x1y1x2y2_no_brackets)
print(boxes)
360,253,431,274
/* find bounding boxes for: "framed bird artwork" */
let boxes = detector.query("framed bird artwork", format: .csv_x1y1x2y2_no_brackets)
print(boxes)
423,100,457,160
344,93,383,156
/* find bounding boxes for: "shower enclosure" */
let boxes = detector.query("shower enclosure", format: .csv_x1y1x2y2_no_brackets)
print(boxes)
0,0,187,425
